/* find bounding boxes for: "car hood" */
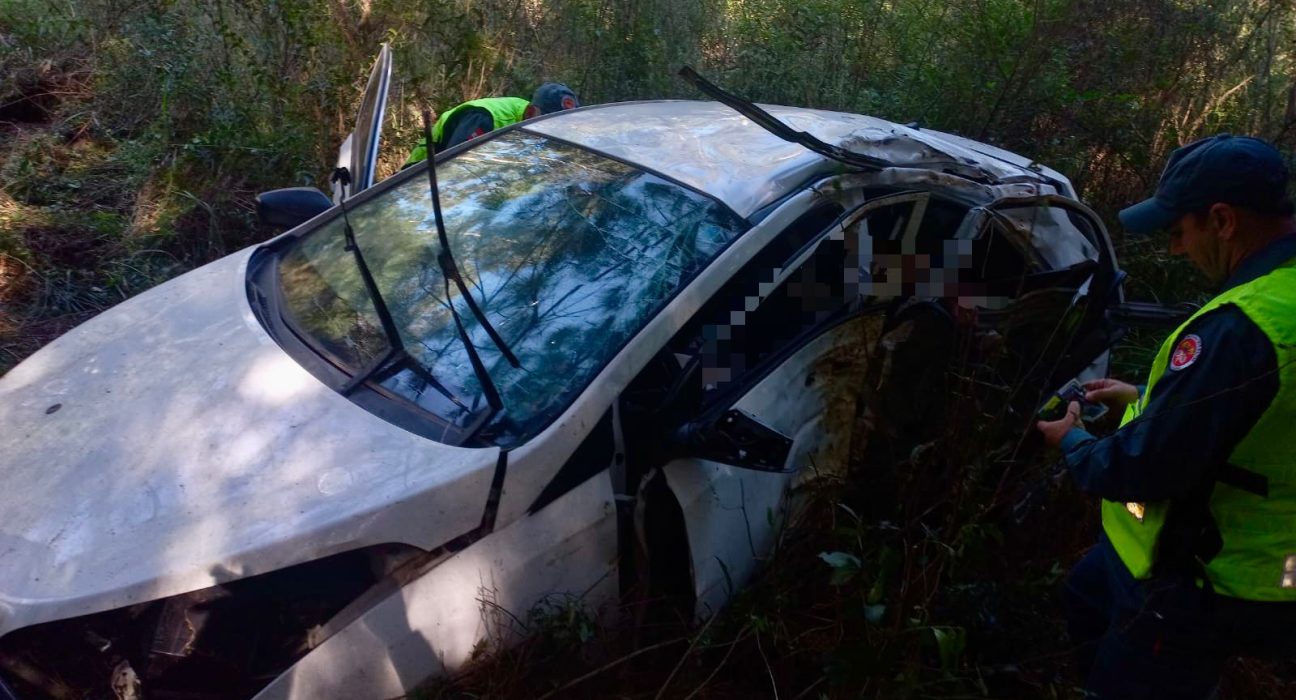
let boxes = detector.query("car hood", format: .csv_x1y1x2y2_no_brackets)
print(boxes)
0,248,498,637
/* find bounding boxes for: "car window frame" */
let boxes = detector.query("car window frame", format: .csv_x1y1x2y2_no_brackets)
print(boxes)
631,185,1119,434
672,191,930,417
984,194,1117,281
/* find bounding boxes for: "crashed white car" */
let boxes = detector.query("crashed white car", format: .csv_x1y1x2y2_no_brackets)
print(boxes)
0,54,1130,699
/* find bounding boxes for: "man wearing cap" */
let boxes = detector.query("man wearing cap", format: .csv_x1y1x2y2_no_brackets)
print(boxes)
1037,134,1296,698
404,83,579,166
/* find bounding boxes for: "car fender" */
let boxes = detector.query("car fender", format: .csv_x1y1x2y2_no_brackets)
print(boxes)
253,468,620,699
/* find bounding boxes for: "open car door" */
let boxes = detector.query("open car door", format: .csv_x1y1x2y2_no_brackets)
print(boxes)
333,44,393,204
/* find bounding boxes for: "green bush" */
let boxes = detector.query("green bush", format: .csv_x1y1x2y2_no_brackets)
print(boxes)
2,3,1296,693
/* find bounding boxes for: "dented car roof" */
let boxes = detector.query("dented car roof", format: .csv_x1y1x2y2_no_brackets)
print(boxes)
525,100,1073,217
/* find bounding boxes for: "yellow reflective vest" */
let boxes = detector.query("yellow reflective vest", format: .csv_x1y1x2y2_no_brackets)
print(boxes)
1103,256,1296,600
405,97,530,166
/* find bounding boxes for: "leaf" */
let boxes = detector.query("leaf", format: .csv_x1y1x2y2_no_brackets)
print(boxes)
864,603,886,624
818,551,860,568
818,551,862,586
868,545,900,603
930,626,967,674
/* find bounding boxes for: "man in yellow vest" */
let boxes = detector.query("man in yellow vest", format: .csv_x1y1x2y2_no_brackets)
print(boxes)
1037,134,1296,698
404,82,579,166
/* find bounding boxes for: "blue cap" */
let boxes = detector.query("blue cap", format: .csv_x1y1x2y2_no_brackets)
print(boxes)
1119,134,1290,234
531,83,579,115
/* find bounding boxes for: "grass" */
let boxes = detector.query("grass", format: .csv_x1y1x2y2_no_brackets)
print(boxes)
410,307,1296,699
4,1,1296,696
408,315,1089,699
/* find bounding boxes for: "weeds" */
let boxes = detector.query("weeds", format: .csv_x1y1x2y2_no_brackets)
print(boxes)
413,269,1291,698
4,0,1294,374
3,0,1296,696
412,308,1096,698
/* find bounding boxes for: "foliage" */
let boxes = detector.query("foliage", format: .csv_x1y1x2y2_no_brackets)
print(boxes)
412,251,1292,699
3,0,1296,696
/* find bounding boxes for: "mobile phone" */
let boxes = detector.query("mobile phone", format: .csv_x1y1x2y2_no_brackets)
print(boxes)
1037,378,1108,422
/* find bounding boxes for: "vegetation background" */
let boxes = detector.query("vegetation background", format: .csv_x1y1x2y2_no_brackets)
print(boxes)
2,0,1295,697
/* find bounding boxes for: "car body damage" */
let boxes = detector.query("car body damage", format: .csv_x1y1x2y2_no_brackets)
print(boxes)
0,249,495,638
664,316,883,616
0,56,1139,699
252,473,619,700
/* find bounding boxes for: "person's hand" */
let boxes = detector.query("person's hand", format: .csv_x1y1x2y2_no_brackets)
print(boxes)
1082,378,1139,409
1036,401,1081,448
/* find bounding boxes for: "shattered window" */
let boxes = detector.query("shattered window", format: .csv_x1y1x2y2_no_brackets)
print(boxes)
278,131,748,445
994,205,1098,270
972,220,1034,288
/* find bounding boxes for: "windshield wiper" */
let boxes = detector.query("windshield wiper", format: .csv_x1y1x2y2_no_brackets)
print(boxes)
420,109,521,416
677,66,891,172
329,167,467,415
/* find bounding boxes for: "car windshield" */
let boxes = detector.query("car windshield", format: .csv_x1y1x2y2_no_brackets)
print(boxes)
276,131,747,446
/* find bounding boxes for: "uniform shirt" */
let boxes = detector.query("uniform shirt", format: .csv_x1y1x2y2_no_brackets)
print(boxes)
437,107,497,151
1060,234,1296,503
402,107,504,168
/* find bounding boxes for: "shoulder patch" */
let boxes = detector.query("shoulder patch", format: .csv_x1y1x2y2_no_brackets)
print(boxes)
1169,333,1203,371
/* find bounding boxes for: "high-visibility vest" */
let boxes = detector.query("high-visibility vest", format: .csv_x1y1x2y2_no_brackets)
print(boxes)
405,97,531,166
1102,255,1296,600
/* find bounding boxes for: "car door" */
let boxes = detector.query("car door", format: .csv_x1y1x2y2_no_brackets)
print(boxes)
332,43,392,203
645,193,945,617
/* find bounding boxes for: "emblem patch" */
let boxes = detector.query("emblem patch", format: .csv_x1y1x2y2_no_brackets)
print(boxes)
1169,334,1202,371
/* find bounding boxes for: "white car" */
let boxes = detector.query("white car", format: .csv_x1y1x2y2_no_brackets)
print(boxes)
0,51,1131,699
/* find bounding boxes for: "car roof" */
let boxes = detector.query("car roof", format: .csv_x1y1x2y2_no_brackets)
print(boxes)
524,100,1071,218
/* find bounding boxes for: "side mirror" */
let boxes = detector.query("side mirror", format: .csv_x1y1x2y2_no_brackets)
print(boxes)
673,409,794,473
256,187,333,229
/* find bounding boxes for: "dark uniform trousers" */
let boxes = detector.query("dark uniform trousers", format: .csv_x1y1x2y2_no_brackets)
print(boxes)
1060,235,1296,698
1064,537,1296,699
